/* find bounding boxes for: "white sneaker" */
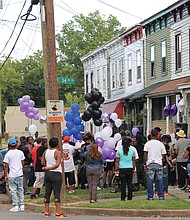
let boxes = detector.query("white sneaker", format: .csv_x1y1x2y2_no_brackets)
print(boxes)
19,205,25,211
10,206,19,212
68,190,75,194
97,186,101,191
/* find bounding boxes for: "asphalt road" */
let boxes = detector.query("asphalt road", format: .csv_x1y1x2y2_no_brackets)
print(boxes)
0,210,190,220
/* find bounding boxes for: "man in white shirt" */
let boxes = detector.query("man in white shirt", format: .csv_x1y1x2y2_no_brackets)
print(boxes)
144,129,166,200
62,136,75,193
4,138,25,212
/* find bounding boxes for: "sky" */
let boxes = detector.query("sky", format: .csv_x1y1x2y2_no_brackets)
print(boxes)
0,0,178,61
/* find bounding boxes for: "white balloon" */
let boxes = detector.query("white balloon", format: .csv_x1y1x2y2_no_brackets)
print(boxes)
29,124,37,135
94,132,101,140
114,133,121,142
103,126,113,136
115,119,122,128
101,127,112,141
110,112,118,121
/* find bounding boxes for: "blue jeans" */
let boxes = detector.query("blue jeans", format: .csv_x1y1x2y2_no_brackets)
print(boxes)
146,163,164,199
187,163,190,184
9,176,24,207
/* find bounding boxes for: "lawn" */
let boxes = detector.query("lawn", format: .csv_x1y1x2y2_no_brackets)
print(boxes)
24,187,190,210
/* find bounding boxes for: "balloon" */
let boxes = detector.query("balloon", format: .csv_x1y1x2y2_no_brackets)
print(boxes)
105,137,116,149
73,116,82,125
93,118,103,127
84,93,93,104
94,132,101,140
29,124,37,135
101,127,112,141
27,112,34,119
71,103,80,113
21,102,29,110
23,95,30,102
93,109,102,119
170,104,177,117
26,107,33,113
20,107,26,112
103,126,113,136
74,112,80,117
110,113,118,121
115,119,122,128
32,108,39,115
91,88,99,94
82,114,91,121
102,147,112,159
91,101,100,110
66,121,74,129
84,109,93,118
71,127,78,135
86,144,90,151
65,111,75,121
109,150,116,160
18,98,23,104
164,104,170,117
99,96,105,104
33,114,39,120
95,137,104,148
62,129,72,137
74,132,83,140
28,100,35,107
93,91,102,101
87,105,94,114
132,127,139,137
114,133,121,142
76,123,84,131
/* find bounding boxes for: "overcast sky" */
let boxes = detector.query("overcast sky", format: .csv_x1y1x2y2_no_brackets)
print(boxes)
0,0,178,60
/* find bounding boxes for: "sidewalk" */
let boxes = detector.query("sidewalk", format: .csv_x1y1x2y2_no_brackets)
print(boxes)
2,185,190,217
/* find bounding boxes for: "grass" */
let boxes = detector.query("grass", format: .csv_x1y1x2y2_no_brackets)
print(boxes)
24,187,190,210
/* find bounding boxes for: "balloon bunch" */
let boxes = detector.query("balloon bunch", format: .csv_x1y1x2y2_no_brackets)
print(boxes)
82,88,105,127
94,127,121,160
110,113,122,128
62,103,84,140
18,95,39,120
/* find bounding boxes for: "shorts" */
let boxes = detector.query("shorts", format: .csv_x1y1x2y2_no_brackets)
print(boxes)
33,172,45,188
104,161,115,172
65,171,75,185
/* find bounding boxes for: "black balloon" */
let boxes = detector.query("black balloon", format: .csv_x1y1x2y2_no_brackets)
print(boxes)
82,114,91,121
93,109,102,119
91,101,100,110
84,93,93,104
99,96,105,104
93,118,103,127
83,109,92,118
87,105,94,114
93,91,102,101
91,88,99,94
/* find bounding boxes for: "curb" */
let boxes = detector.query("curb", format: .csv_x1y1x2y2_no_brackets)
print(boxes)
25,202,190,218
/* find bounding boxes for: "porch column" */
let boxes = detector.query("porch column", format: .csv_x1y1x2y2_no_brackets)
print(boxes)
147,97,152,136
165,96,170,134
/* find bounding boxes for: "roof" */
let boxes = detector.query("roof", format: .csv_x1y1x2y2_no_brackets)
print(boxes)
147,76,190,96
129,81,168,101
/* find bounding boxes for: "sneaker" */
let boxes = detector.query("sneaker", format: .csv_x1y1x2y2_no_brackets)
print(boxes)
97,186,101,191
10,206,19,212
159,197,164,200
146,197,154,200
180,186,187,190
164,191,168,195
19,205,25,212
30,194,37,199
68,190,75,194
154,191,158,195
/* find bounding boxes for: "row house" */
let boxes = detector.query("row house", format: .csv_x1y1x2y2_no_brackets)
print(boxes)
140,0,190,137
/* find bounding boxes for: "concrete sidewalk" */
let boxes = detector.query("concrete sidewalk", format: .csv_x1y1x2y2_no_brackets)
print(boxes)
1,185,190,217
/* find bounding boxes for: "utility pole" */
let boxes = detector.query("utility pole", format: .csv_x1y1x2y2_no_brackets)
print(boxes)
40,0,65,197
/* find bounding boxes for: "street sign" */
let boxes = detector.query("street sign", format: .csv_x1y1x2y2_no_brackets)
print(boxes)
57,77,75,84
47,100,64,123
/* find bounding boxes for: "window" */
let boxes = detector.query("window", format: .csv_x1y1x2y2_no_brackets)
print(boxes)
112,63,115,89
136,50,141,81
86,74,88,93
96,69,100,89
102,67,106,95
161,40,166,73
152,98,165,120
150,45,155,77
128,54,132,84
175,34,182,71
90,72,93,89
118,59,124,87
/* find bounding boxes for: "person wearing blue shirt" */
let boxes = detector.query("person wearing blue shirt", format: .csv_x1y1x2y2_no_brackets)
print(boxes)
115,137,135,201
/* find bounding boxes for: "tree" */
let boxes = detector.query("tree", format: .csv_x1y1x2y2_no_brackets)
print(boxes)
56,10,125,98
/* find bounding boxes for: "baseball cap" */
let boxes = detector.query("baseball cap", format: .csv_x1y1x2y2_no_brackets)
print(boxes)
154,127,162,132
20,136,26,142
9,138,17,146
63,136,70,142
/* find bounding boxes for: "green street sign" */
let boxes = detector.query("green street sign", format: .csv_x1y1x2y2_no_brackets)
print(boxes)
57,77,75,84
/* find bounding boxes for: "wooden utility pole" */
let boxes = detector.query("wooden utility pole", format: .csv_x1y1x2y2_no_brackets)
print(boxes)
40,0,65,197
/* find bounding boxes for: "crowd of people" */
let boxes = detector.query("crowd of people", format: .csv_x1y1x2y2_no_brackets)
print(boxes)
2,126,190,216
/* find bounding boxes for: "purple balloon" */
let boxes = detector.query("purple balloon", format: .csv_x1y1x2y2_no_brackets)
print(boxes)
95,137,104,148
132,127,139,137
108,150,116,160
28,100,35,107
23,95,30,102
32,108,39,115
164,104,170,117
28,112,34,119
20,107,26,112
170,104,177,117
21,102,29,110
33,114,39,120
102,147,112,159
18,98,23,104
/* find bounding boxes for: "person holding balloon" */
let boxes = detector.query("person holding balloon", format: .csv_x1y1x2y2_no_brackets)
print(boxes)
115,137,136,201
80,142,103,203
